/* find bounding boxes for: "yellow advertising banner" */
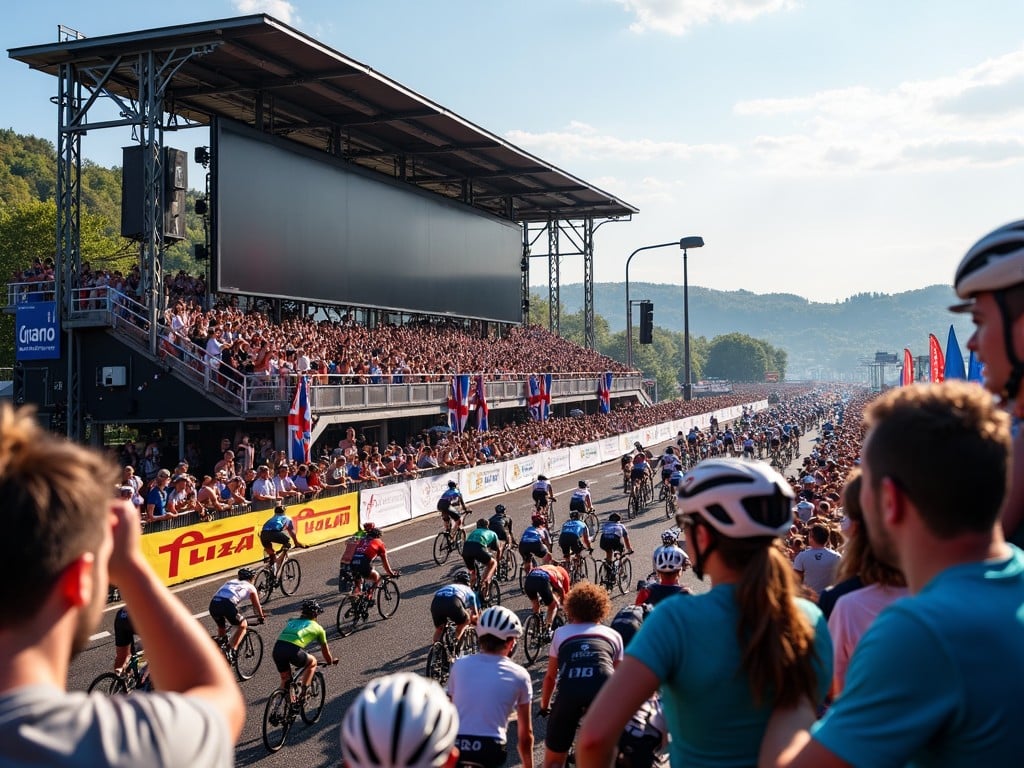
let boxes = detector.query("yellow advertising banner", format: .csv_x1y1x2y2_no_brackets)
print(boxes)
140,492,359,586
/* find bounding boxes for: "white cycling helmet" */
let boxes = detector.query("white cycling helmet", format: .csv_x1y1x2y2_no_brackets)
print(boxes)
653,545,687,573
476,605,523,640
660,529,679,545
676,458,794,540
340,673,458,768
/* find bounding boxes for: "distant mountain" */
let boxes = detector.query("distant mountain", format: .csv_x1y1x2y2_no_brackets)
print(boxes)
549,282,974,379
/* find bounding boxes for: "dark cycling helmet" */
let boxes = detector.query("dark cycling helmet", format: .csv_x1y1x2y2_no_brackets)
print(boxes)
578,480,588,488
301,599,323,617
609,512,622,522
447,480,458,489
453,569,472,585
367,527,383,538
537,474,548,482
494,504,506,515
570,510,581,520
476,518,489,529
677,458,793,539
661,529,679,545
238,567,255,581
665,446,675,455
362,522,377,532
531,514,546,526
634,441,643,450
952,219,1024,398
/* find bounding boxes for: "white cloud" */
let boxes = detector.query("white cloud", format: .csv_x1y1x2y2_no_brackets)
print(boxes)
232,0,299,25
614,0,799,35
506,123,737,164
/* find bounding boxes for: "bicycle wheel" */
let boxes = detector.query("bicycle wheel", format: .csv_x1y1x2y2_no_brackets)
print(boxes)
300,670,326,724
425,641,449,685
88,671,127,695
454,528,466,554
576,555,589,583
617,558,633,595
499,547,517,583
583,512,599,540
461,626,479,656
483,580,501,607
335,596,363,637
597,561,614,591
234,630,263,681
547,503,557,528
628,492,640,520
376,578,401,619
522,613,545,665
254,568,274,603
262,688,291,753
665,494,674,519
433,531,452,565
279,557,301,596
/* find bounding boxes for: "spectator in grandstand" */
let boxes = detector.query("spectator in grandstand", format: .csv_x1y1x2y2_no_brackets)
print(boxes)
760,381,1024,768
0,404,244,763
144,468,172,522
250,465,279,503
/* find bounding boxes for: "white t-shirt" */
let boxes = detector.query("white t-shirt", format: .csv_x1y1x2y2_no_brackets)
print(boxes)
213,578,258,605
0,684,232,767
793,546,842,595
447,653,531,742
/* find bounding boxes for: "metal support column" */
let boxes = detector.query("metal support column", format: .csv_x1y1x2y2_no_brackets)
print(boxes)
547,218,560,335
583,218,595,350
138,50,165,356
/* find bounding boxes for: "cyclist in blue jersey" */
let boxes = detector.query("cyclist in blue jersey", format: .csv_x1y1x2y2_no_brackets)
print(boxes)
558,511,593,564
430,569,480,646
599,513,634,565
437,480,468,533
260,504,304,571
272,599,336,697
519,514,552,570
668,466,685,495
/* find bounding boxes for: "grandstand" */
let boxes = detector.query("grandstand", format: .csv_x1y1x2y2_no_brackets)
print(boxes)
7,14,647,456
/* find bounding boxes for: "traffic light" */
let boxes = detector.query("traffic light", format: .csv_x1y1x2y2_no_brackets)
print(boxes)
639,301,654,344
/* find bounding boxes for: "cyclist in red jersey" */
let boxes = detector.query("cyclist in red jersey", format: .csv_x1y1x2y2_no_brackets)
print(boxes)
349,527,399,597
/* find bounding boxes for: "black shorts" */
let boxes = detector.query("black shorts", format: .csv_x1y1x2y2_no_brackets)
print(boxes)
568,498,587,514
272,640,310,674
519,539,548,560
438,501,462,523
558,533,584,557
350,553,373,578
629,467,647,482
260,529,291,549
113,607,135,648
523,573,555,606
430,594,470,628
462,541,493,568
660,469,672,480
600,535,624,553
488,522,509,542
209,597,243,629
547,679,607,753
455,735,507,768
532,489,549,506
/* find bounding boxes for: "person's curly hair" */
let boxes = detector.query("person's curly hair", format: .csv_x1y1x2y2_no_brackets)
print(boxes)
564,581,610,624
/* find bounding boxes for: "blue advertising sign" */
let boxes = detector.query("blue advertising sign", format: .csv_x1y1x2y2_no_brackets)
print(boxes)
16,302,60,361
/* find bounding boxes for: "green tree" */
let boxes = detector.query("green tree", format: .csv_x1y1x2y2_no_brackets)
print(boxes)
705,333,771,381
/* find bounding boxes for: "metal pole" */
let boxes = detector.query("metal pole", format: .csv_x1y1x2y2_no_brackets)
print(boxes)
683,248,691,401
625,240,682,369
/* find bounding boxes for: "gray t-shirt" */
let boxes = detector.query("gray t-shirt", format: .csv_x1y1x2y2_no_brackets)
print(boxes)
0,685,232,767
793,546,842,595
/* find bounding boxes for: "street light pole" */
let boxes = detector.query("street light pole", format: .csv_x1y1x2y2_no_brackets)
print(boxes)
626,239,687,369
679,235,705,401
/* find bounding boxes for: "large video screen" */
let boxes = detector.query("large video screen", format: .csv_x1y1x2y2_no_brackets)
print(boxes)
214,120,523,322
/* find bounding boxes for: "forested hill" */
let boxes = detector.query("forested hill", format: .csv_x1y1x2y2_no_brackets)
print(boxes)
548,282,975,379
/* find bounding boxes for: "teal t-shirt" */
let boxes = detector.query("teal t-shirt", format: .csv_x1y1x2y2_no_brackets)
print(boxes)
812,546,1024,768
627,582,831,768
277,617,327,650
466,528,498,548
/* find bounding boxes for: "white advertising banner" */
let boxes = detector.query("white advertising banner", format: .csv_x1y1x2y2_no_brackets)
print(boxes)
359,483,411,528
568,441,602,472
656,423,672,441
461,463,507,503
545,448,572,478
505,455,543,490
409,472,462,520
599,436,622,462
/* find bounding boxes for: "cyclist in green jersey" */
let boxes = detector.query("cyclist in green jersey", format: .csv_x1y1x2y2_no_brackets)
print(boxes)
463,518,499,591
271,599,337,697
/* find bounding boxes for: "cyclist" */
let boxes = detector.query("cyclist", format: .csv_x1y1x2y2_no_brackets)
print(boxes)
629,451,651,500
438,479,468,533
350,525,400,597
340,672,459,768
463,518,499,592
519,513,553,570
539,582,624,768
209,567,266,661
635,546,690,607
558,510,593,570
653,446,681,496
668,464,685,497
599,513,634,566
620,454,633,491
577,458,831,768
112,607,140,677
741,433,756,460
271,599,337,699
532,474,556,517
488,503,513,560
523,562,570,638
568,480,594,517
260,503,304,572
430,569,480,647
448,606,534,768
660,528,680,547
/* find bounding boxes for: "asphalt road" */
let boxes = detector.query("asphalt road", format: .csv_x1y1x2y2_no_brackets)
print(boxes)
70,428,817,768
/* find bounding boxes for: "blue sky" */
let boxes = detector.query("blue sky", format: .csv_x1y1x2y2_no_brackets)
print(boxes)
5,0,1024,304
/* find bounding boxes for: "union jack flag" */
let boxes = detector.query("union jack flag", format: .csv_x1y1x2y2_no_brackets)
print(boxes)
528,373,552,421
448,375,471,433
598,371,612,414
539,373,551,421
288,375,312,463
474,374,489,432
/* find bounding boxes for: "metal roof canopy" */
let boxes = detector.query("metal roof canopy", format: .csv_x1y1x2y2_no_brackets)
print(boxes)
9,14,638,223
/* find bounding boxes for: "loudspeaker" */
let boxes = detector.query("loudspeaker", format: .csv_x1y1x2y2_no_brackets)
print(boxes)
120,146,188,242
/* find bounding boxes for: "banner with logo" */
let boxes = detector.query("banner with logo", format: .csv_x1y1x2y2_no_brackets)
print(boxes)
655,423,672,441
410,472,462,520
505,454,542,490
568,441,601,472
293,492,359,544
461,463,506,503
141,510,265,586
599,436,622,462
359,483,411,528
16,302,60,360
544,448,571,478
